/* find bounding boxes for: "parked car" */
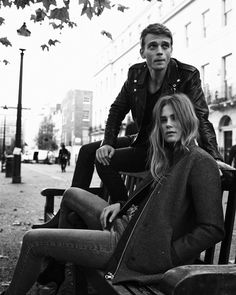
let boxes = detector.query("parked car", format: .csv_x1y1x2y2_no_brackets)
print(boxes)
21,150,34,163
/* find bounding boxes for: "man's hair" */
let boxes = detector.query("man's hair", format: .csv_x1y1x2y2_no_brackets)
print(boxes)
149,93,199,180
140,23,173,49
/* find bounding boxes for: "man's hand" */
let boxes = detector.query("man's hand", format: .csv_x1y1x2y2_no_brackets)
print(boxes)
216,160,236,176
96,145,115,166
216,160,235,170
100,203,121,230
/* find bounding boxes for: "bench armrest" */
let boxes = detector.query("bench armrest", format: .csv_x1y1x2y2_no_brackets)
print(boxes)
159,264,236,295
41,188,66,197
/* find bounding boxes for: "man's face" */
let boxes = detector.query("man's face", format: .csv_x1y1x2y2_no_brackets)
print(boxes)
140,34,172,72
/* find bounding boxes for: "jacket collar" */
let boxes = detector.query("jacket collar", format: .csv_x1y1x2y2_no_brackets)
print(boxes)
136,59,181,92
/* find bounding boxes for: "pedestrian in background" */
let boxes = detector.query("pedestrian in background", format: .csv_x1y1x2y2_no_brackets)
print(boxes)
58,143,69,172
228,144,236,168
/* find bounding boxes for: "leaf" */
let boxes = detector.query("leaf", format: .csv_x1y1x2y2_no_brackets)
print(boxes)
0,37,12,47
0,17,5,25
3,59,10,65
0,0,12,8
102,0,111,9
41,44,49,51
101,30,113,40
81,3,93,20
67,21,77,28
117,4,129,12
14,0,34,9
48,39,60,46
63,0,70,9
31,9,47,22
41,0,57,12
49,22,64,30
0,255,9,259
50,7,69,22
17,22,31,36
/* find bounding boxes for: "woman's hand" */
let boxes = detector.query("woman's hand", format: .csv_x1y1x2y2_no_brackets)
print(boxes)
100,203,121,230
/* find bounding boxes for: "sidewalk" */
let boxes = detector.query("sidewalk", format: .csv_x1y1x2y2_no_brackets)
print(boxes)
0,163,100,294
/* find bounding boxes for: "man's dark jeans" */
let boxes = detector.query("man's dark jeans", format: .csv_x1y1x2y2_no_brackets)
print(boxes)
71,136,148,203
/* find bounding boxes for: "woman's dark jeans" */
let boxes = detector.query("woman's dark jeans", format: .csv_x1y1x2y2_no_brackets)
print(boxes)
5,188,126,295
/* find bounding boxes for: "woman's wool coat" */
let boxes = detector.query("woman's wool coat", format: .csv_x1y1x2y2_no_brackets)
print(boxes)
106,145,225,285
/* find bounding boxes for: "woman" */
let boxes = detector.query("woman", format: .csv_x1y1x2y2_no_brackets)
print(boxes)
2,93,224,294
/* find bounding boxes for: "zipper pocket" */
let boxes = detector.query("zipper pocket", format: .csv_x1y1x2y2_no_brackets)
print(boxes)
108,180,163,280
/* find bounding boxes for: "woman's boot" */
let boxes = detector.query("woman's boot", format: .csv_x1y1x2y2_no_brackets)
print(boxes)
37,258,65,292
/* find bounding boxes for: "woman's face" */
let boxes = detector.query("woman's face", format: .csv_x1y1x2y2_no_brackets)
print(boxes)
160,104,182,144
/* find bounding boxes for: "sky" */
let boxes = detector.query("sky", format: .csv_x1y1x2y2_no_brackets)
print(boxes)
0,0,151,112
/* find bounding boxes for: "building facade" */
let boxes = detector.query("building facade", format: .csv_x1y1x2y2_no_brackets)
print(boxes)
92,0,235,161
61,89,93,146
0,108,26,155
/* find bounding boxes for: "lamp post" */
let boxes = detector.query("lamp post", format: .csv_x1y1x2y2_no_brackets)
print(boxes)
12,22,31,184
12,49,25,183
1,106,7,172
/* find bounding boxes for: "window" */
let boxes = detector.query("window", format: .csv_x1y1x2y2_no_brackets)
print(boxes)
129,32,132,44
158,4,163,18
83,96,90,103
185,22,191,47
201,63,211,103
83,110,90,121
202,9,210,38
223,0,232,26
223,54,233,99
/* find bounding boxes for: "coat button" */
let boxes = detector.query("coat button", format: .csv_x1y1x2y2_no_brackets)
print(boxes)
134,79,137,83
134,89,137,92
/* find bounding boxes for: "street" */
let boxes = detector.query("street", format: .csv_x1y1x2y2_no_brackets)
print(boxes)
0,162,100,294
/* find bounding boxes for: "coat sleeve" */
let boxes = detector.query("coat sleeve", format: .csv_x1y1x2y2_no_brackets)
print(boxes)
102,70,133,147
171,154,225,265
185,69,223,161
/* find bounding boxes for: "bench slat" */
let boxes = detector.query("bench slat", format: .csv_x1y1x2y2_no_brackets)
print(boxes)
126,283,164,295
87,269,133,295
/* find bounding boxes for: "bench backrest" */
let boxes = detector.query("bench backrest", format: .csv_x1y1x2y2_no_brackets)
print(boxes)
203,170,236,264
102,171,148,203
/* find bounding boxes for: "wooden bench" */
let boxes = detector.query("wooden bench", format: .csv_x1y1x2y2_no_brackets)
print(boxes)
38,170,236,295
41,171,148,222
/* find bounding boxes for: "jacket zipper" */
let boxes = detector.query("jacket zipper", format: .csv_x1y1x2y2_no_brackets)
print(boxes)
105,177,164,281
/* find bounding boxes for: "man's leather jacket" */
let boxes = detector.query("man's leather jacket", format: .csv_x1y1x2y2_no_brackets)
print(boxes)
102,58,223,160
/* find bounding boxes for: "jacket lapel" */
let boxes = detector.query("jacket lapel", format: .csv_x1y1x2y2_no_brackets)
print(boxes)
119,172,154,215
162,58,181,94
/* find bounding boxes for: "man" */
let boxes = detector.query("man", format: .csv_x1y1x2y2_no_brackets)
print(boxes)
72,23,225,203
59,143,70,172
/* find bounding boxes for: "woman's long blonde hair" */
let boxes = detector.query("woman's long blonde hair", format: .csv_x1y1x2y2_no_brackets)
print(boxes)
149,93,199,181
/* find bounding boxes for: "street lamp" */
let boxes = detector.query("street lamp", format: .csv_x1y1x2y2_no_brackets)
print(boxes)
1,105,7,172
12,23,31,184
12,49,25,183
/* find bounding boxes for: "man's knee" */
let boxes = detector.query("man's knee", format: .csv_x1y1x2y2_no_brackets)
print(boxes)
79,141,101,158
